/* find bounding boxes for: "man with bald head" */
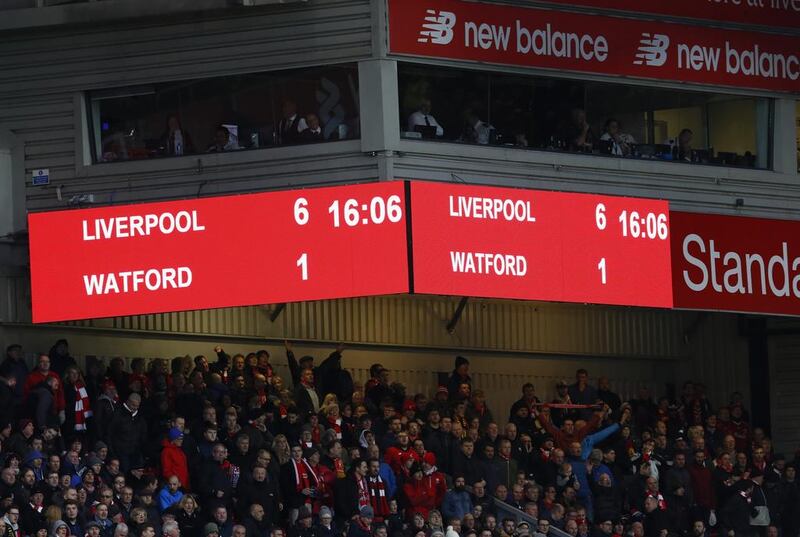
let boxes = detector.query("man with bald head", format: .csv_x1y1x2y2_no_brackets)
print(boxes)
108,393,148,472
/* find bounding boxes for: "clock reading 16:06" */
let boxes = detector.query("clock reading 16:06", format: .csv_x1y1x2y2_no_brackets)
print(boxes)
595,203,668,240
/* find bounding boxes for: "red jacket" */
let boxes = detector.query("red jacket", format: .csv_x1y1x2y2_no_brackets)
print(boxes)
426,471,448,507
540,412,601,451
403,477,437,520
385,446,417,474
688,462,715,509
161,439,190,490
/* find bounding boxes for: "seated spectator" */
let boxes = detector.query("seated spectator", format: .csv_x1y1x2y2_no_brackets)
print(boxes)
276,101,308,145
562,108,595,152
300,114,324,144
161,115,194,156
407,99,444,137
599,119,636,156
207,126,239,153
676,128,693,162
461,110,494,145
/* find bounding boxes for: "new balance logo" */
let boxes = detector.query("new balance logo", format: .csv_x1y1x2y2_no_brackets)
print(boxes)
633,33,670,67
418,9,456,45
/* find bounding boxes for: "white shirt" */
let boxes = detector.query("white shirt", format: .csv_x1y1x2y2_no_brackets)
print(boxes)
600,132,636,156
281,114,309,135
472,120,494,145
408,110,444,136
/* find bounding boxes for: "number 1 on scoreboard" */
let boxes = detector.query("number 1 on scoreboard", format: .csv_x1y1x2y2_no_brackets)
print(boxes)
297,253,308,281
598,257,606,285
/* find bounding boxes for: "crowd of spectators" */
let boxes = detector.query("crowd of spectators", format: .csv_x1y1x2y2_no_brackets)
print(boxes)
0,339,795,537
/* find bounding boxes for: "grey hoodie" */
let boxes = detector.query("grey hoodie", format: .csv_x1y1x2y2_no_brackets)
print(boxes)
50,520,68,537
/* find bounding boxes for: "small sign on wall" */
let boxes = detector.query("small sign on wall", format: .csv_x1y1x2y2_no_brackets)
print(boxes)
32,169,49,186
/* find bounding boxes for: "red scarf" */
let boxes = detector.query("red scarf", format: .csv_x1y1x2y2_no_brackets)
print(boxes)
367,475,390,520
334,458,345,479
73,381,93,431
327,417,342,440
356,475,369,508
292,458,317,505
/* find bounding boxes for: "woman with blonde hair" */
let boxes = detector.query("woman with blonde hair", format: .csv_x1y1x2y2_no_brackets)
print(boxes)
319,394,339,418
175,495,201,537
44,505,62,526
272,434,291,465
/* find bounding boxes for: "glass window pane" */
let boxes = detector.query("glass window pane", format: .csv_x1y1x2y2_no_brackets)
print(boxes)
796,101,800,172
398,62,772,170
88,64,359,163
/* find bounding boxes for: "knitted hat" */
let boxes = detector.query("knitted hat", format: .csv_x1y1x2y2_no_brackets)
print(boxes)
319,506,333,519
359,505,374,518
203,523,219,537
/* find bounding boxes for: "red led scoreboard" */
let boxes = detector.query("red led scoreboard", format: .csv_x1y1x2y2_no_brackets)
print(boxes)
410,182,673,308
29,182,409,323
29,180,679,323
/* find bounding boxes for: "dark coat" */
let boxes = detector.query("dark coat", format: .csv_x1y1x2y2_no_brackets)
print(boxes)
237,476,280,523
333,476,361,525
197,459,233,506
107,404,147,456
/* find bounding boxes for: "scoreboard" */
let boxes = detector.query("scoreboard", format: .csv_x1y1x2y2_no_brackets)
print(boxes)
410,182,672,308
28,180,800,322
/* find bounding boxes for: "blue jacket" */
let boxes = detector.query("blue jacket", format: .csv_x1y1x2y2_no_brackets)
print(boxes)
158,487,184,512
442,489,473,521
569,456,592,502
581,423,620,460
378,462,397,498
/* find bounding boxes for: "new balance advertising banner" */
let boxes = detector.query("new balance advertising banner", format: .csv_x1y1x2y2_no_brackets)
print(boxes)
541,0,800,29
388,0,800,93
671,212,800,316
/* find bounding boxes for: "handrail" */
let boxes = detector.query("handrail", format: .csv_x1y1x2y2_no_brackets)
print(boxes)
491,497,573,537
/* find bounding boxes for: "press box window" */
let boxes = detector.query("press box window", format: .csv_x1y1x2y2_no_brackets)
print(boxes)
87,64,359,163
398,63,772,170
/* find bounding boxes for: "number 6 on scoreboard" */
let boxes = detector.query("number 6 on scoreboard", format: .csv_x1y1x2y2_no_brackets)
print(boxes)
297,253,308,281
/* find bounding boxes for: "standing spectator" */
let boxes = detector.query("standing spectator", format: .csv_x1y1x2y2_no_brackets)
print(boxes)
334,458,369,527
0,345,28,400
441,475,472,522
23,356,64,419
48,340,76,378
279,444,317,523
27,377,59,432
447,357,471,400
107,394,147,472
404,464,437,521
568,369,598,421
293,370,320,418
198,443,235,509
597,378,621,416
93,380,117,444
61,366,92,439
365,458,391,522
237,465,280,525
162,428,190,491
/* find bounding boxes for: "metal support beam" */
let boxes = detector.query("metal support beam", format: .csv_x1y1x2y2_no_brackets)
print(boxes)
269,303,286,323
446,297,469,333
